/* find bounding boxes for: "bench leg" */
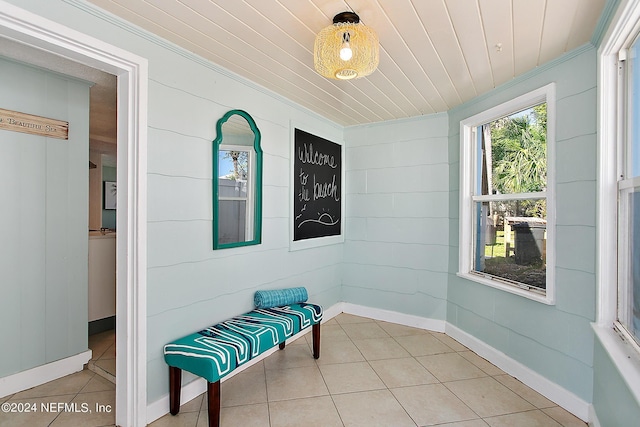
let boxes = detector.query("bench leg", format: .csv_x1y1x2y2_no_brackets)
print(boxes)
169,366,182,415
312,323,321,359
208,380,221,427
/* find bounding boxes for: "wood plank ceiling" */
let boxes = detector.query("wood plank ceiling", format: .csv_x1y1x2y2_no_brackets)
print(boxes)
87,0,607,126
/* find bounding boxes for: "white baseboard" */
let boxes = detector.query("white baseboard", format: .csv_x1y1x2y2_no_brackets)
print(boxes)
341,303,446,332
146,302,343,425
0,350,92,398
321,302,344,322
445,323,590,422
588,404,600,427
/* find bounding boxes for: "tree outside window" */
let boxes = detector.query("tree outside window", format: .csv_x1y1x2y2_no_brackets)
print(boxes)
477,104,548,291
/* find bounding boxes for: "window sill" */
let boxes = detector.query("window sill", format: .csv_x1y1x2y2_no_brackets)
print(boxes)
592,323,640,405
456,271,554,305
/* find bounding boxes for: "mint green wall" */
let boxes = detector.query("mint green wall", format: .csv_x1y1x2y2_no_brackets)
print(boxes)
447,47,597,403
342,47,605,410
0,57,90,377
593,338,640,425
343,114,450,318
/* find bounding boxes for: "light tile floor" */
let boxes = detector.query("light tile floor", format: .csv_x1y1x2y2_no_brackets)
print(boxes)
88,329,117,383
0,329,116,427
0,314,588,427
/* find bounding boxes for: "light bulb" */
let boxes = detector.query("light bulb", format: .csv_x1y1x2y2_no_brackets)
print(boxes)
340,44,352,61
340,31,352,61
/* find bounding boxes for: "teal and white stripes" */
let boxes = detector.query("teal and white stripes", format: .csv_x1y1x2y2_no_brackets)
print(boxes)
164,302,322,383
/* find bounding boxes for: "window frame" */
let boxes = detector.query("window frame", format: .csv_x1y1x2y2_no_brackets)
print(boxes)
613,22,640,352
617,179,640,346
458,83,556,304
596,0,640,405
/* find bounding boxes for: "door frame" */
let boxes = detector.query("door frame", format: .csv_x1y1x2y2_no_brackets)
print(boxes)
0,2,148,426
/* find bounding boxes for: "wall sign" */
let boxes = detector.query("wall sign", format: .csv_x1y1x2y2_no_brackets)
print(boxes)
0,108,69,140
293,128,342,242
103,181,117,210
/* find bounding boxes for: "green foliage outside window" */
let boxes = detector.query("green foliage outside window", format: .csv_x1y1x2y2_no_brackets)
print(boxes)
490,104,547,218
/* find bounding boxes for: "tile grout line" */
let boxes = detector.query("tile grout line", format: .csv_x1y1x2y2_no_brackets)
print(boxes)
323,320,349,427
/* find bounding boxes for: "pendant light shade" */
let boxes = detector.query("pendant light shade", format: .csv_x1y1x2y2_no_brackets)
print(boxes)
314,12,379,80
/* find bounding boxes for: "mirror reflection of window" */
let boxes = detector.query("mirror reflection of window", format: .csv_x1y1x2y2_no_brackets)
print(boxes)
213,110,262,249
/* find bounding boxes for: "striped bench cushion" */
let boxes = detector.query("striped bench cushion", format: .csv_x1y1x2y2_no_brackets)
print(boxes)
163,303,323,383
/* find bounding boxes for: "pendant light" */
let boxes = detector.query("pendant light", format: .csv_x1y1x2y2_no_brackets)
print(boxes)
314,11,379,80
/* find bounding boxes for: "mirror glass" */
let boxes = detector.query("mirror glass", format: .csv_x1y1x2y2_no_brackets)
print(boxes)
213,110,262,249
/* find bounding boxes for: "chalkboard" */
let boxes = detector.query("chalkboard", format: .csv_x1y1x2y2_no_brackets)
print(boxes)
293,128,342,241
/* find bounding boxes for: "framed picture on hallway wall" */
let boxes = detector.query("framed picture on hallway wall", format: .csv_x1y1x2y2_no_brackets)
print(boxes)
103,181,117,210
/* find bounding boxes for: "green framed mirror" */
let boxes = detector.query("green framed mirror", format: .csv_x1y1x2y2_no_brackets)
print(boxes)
212,110,262,249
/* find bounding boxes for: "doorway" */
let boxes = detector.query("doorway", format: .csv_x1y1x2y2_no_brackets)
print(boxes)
0,2,148,426
86,72,118,383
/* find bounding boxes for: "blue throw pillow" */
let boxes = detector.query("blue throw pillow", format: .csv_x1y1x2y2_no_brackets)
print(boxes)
254,287,308,309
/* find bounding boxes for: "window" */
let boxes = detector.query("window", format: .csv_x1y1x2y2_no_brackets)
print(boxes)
596,0,640,398
459,84,555,304
212,110,262,249
618,34,640,348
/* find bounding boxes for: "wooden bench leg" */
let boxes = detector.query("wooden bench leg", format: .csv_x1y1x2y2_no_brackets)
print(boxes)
169,366,182,415
312,323,320,359
208,380,221,427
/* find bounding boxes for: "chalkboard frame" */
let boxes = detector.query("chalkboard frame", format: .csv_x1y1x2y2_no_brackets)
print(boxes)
290,125,345,251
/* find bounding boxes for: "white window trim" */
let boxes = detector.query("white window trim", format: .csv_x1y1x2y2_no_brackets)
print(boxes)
596,0,640,406
458,83,556,305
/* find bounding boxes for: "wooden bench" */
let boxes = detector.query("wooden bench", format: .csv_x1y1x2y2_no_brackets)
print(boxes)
163,302,322,427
